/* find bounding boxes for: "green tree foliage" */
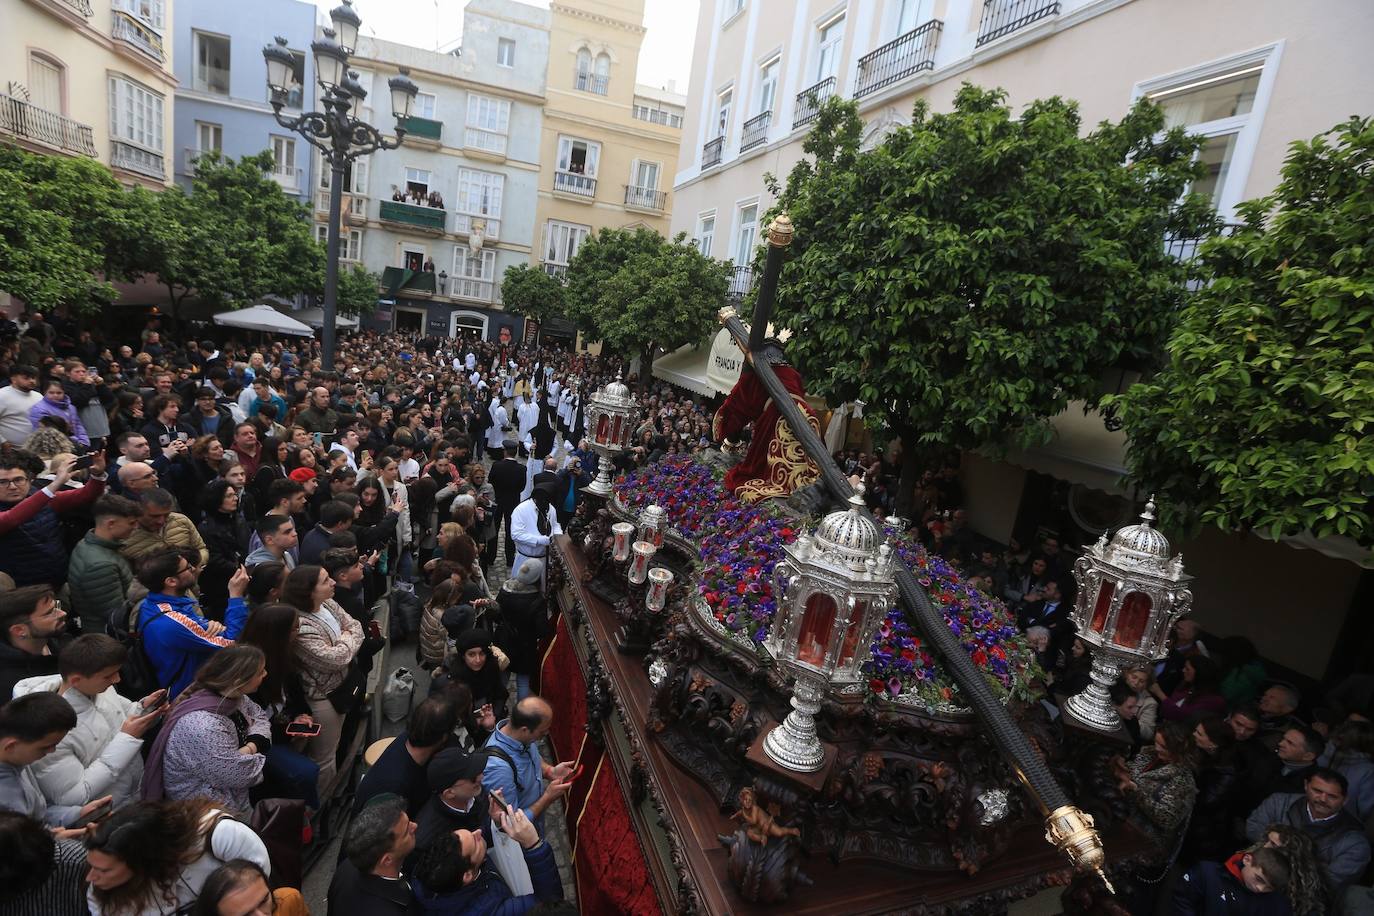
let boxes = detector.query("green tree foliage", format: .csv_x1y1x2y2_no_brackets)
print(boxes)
500,262,567,324
1111,116,1374,548
143,151,322,323
564,227,729,385
0,147,156,313
765,85,1217,511
335,264,381,317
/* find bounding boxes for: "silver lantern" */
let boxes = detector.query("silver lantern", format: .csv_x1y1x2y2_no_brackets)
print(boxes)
1063,497,1193,733
584,373,638,497
763,489,898,772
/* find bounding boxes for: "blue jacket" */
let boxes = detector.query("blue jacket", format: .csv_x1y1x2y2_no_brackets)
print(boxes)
411,840,561,915
137,592,248,697
1174,859,1293,915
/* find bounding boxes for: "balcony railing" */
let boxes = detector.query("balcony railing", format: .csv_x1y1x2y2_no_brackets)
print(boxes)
315,189,368,219
0,95,96,156
574,71,608,95
446,276,495,303
112,10,165,63
454,213,500,241
378,199,447,233
702,136,724,169
624,186,666,211
553,170,597,198
976,0,1060,46
740,110,771,152
632,107,681,128
46,0,95,17
401,116,442,141
855,20,942,97
194,65,230,96
726,264,755,302
542,262,569,280
464,127,507,157
110,140,164,180
1164,222,1243,263
793,76,836,129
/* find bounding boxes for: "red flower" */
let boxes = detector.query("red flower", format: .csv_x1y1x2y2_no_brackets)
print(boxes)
972,648,988,667
900,648,916,661
736,581,748,595
990,646,1006,660
781,528,794,538
869,679,886,695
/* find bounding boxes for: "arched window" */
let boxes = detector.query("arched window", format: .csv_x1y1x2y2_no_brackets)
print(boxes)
594,52,610,79
28,52,65,115
575,48,591,76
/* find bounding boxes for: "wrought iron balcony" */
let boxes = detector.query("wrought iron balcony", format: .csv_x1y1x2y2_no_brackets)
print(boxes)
574,71,608,96
0,95,96,156
110,140,164,180
976,0,1060,46
112,10,165,63
855,20,942,98
36,0,94,18
702,136,724,169
378,199,447,233
793,76,836,129
401,116,442,141
740,111,771,152
624,185,667,211
380,266,438,297
726,264,754,302
553,170,597,198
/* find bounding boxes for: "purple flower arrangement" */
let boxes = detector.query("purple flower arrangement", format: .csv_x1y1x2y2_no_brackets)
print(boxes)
614,457,1041,709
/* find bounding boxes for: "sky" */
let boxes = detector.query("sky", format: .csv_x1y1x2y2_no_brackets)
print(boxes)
311,0,700,92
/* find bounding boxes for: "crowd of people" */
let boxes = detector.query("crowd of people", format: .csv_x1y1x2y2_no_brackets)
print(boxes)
0,310,652,915
0,306,1370,915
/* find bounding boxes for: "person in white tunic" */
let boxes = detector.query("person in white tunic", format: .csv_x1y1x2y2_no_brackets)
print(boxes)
509,481,562,584
515,393,539,443
486,395,508,452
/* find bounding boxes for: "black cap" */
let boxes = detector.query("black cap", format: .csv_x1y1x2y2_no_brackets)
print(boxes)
426,748,489,791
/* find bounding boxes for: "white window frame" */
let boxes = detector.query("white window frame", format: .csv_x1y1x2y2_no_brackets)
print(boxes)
108,75,164,152
413,92,437,120
465,93,511,154
401,244,428,271
269,135,296,184
556,136,601,178
757,55,780,115
894,0,924,37
715,88,733,139
456,168,504,219
814,11,846,84
732,199,760,267
403,166,432,197
1132,42,1283,220
192,30,231,96
195,121,222,153
722,0,745,26
315,224,362,261
114,0,164,30
696,211,716,258
544,219,591,266
631,159,661,191
497,38,516,68
450,247,497,301
28,53,65,116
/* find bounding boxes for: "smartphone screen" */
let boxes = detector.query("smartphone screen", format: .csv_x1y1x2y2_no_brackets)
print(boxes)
286,722,322,737
71,454,95,471
73,800,113,829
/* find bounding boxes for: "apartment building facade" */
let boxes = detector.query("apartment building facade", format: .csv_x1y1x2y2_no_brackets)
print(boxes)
170,0,316,200
669,0,1374,681
3,0,178,187
339,0,550,343
532,0,686,343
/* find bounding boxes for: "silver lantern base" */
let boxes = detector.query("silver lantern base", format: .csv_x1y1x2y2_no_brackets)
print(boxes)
585,444,619,496
1063,652,1126,733
763,673,826,773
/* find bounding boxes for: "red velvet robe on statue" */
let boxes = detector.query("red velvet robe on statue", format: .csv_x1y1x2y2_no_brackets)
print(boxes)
713,361,821,502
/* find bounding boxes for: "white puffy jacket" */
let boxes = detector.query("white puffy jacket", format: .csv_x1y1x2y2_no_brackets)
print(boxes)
11,675,145,808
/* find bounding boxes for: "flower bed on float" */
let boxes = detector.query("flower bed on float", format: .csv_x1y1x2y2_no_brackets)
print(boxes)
614,456,1042,711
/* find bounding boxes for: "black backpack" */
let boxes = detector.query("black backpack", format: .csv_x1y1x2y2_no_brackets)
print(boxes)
105,600,180,701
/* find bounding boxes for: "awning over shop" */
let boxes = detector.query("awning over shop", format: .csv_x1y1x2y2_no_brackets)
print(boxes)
212,304,314,337
652,328,746,397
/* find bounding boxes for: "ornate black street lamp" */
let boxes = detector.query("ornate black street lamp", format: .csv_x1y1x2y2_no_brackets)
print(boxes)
263,0,418,370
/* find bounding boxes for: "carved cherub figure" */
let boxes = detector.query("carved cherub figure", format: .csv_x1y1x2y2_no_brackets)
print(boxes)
732,787,800,847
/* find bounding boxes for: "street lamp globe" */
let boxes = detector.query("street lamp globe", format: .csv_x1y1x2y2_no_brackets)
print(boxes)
311,33,348,91
262,37,295,102
329,0,362,55
341,70,367,120
388,70,419,124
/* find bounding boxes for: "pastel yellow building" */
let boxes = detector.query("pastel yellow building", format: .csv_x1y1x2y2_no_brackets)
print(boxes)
3,0,177,188
533,0,686,284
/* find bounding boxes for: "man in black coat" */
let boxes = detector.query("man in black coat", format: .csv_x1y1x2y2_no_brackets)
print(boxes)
488,439,527,566
0,586,72,700
327,795,420,916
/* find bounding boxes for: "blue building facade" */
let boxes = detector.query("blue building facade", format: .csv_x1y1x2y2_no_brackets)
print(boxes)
171,0,315,201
